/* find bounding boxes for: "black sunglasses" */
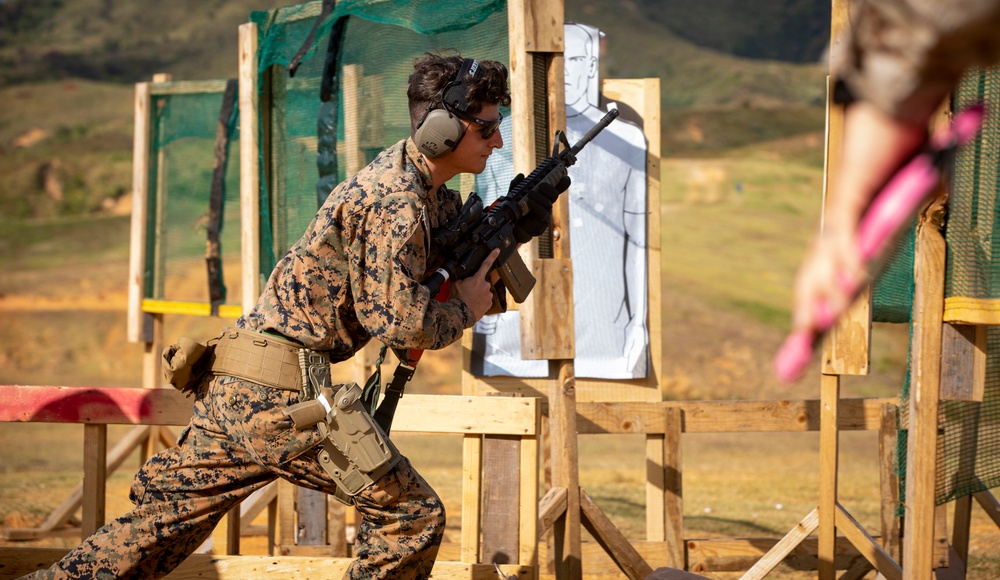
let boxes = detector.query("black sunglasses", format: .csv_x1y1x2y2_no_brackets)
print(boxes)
443,102,503,139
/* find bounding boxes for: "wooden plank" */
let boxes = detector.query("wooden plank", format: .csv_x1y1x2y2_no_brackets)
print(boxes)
238,22,261,313
0,385,193,425
934,504,950,568
550,361,582,579
277,479,295,554
974,490,1000,527
579,489,654,579
575,398,895,434
686,536,872,574
81,424,108,538
818,374,839,580
141,299,242,319
538,486,568,537
482,435,521,565
2,387,896,435
519,434,539,565
520,258,575,361
506,0,538,187
149,79,232,95
393,396,539,435
127,81,151,343
939,323,987,401
903,199,947,577
741,507,819,579
646,407,683,566
507,0,563,54
879,403,902,563
461,435,482,564
835,503,901,580
822,0,871,377
0,548,532,579
951,495,973,568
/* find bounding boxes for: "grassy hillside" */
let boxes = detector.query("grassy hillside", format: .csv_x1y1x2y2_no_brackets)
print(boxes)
1,0,829,220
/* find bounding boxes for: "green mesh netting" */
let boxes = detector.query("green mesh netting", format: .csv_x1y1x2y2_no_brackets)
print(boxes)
143,83,243,309
249,0,510,278
894,65,1000,509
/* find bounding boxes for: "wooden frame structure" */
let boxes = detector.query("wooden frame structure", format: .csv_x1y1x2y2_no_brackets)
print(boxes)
0,385,540,578
8,0,1000,578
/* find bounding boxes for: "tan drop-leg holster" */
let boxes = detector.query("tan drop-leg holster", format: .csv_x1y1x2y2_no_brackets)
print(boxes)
199,328,401,504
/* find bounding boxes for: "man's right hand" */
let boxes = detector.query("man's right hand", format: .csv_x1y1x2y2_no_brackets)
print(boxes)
451,248,501,321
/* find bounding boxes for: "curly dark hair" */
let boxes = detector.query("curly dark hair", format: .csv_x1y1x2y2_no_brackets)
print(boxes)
407,52,511,133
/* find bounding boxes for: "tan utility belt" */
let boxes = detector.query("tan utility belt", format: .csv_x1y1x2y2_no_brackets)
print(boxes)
212,327,328,392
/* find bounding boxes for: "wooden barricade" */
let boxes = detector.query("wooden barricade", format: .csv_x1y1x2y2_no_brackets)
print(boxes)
0,385,539,579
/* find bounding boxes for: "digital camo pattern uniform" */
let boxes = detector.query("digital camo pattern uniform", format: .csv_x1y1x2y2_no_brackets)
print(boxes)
26,138,474,580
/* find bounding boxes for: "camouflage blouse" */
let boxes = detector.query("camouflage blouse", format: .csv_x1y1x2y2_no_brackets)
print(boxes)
240,138,472,359
833,0,1000,124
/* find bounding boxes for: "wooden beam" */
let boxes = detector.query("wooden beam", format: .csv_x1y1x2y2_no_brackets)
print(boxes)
482,435,521,565
127,81,151,343
741,507,819,579
835,503,901,579
238,22,261,313
461,434,482,564
822,0,871,377
538,486,568,537
903,197,948,577
81,424,108,538
646,406,683,567
879,403,902,563
575,398,895,434
687,535,876,574
818,374,839,580
579,489,654,580
520,258,575,361
140,299,242,319
974,489,1000,528
939,323,987,401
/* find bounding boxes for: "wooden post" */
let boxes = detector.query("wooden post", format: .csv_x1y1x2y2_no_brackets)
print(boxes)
239,22,261,312
817,373,840,580
879,403,902,563
902,195,947,578
81,424,108,538
127,81,151,344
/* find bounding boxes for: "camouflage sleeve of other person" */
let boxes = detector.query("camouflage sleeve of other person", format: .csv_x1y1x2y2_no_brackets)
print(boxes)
833,0,1000,124
349,191,474,351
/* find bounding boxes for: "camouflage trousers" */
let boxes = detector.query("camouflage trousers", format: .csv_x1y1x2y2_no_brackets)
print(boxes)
23,375,445,580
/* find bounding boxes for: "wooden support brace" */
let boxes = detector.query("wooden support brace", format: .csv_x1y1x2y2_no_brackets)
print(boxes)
538,486,568,537
974,489,1000,527
834,503,901,579
740,507,819,580
579,488,654,580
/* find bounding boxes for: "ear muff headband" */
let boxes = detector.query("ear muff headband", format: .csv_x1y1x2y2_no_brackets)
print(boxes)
413,58,479,159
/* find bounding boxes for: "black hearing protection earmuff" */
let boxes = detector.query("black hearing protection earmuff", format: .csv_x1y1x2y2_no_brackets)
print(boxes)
414,58,479,158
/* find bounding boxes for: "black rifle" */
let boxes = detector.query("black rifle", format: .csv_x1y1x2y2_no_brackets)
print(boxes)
425,107,620,302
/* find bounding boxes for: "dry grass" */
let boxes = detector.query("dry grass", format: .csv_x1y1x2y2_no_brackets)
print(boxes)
2,143,1000,577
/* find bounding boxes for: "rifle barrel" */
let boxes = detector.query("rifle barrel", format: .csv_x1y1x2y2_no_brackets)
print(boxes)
570,108,619,155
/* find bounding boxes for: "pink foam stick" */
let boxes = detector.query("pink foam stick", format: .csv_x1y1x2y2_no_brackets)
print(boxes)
773,104,986,383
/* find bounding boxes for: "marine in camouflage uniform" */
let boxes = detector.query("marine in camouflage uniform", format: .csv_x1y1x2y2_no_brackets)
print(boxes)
24,53,521,580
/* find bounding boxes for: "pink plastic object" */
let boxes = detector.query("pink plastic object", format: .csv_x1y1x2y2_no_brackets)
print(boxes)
773,104,986,383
